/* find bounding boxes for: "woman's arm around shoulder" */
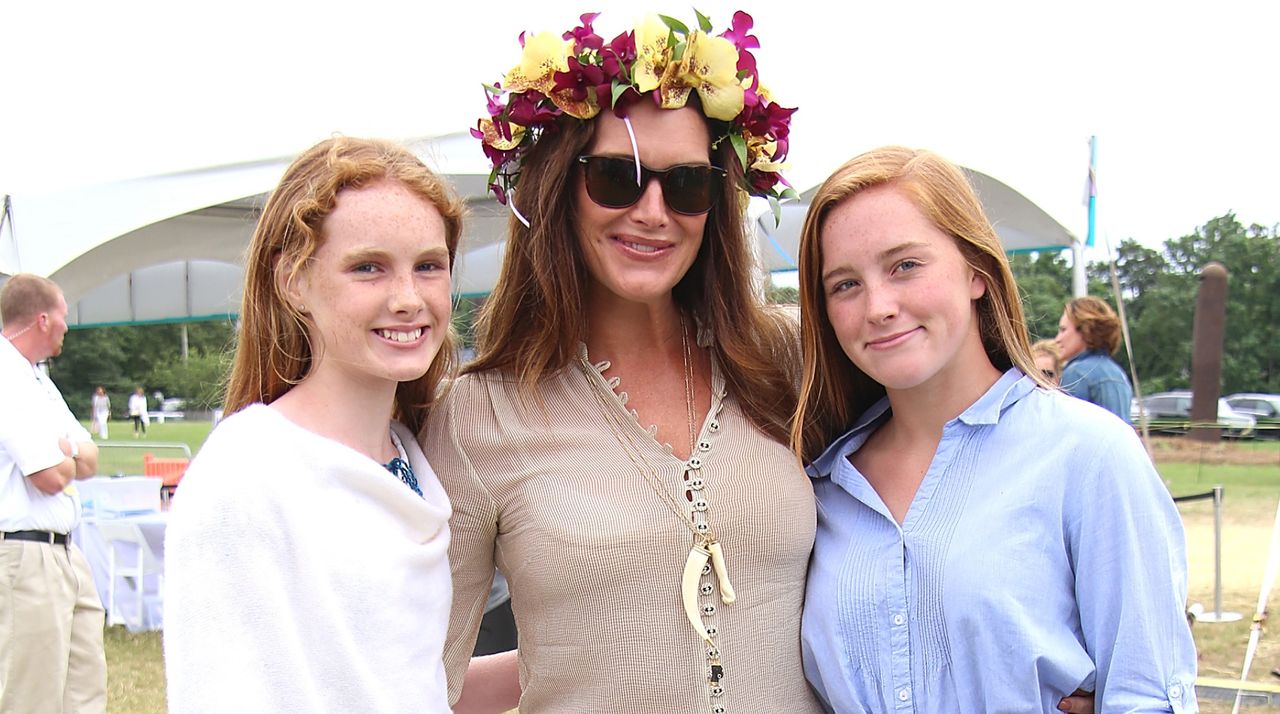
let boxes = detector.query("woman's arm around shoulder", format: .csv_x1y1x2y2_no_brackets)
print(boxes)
453,650,522,714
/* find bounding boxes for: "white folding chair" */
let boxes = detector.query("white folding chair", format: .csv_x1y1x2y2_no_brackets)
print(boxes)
93,520,164,629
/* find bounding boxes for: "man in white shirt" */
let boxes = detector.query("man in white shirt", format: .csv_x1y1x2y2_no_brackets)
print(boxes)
0,274,106,713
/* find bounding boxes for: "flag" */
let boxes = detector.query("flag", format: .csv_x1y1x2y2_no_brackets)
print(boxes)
1084,136,1097,248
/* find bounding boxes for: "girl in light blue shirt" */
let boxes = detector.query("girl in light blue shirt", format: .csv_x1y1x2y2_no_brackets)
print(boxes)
789,146,1197,713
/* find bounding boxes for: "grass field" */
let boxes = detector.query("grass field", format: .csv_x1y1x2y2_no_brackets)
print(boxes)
80,420,213,476
96,434,1280,712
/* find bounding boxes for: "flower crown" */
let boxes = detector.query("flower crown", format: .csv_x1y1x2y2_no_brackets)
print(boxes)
472,10,798,220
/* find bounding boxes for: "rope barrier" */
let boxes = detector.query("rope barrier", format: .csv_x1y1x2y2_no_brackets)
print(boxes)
1172,490,1216,503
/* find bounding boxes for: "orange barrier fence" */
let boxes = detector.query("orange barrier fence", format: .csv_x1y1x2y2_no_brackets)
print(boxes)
143,454,189,501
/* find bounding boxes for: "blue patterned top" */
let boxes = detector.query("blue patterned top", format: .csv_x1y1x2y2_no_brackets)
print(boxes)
385,430,423,497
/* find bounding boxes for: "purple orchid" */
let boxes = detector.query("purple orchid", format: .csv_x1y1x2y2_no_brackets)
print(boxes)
553,56,606,103
506,91,560,126
720,11,759,51
721,11,760,79
742,101,796,145
599,31,636,82
484,87,505,119
563,12,603,53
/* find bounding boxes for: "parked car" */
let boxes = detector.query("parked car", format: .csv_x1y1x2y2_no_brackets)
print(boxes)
1225,393,1280,440
1130,391,1256,438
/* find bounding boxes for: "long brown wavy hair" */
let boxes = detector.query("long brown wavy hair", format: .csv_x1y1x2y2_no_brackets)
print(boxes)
790,146,1050,462
224,137,465,434
464,107,800,443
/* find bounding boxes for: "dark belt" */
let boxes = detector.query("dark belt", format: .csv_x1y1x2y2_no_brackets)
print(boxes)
2,530,68,545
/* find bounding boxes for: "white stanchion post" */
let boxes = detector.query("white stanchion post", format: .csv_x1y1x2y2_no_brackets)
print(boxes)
1199,485,1242,623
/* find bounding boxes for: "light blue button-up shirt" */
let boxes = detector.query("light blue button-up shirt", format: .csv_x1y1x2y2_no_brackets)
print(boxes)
802,369,1197,713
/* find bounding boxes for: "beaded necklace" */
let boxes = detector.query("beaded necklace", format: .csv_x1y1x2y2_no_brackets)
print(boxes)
579,314,735,685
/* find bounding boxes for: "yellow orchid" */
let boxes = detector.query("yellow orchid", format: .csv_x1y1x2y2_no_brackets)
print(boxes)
633,14,671,93
477,118,526,151
504,31,573,96
745,137,788,182
658,31,744,121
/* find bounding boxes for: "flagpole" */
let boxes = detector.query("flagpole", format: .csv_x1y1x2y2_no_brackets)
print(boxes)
1087,136,1098,249
1072,136,1097,297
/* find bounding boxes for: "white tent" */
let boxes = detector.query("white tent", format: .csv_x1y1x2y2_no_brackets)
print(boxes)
1,143,1073,326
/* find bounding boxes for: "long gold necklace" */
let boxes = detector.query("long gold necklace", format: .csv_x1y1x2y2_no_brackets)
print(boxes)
580,313,735,679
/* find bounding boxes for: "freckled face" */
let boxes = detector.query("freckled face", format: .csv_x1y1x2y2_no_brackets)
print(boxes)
575,101,712,309
289,180,452,390
820,185,990,394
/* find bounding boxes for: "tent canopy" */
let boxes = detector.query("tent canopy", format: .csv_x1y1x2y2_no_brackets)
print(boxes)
1,139,1074,327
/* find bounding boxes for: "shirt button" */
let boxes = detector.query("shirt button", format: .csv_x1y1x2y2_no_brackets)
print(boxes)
702,604,716,616
1168,684,1183,698
695,523,710,533
693,499,709,512
898,688,911,702
709,420,720,432
701,563,712,576
688,457,703,469
690,477,705,490
892,613,905,626
699,440,712,452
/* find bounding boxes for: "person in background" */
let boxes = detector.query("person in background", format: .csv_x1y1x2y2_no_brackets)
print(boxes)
0,273,105,714
128,387,148,438
1031,338,1063,386
791,146,1195,712
1056,296,1134,422
164,137,462,713
90,385,110,439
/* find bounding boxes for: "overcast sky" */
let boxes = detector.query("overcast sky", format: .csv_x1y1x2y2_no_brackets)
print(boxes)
3,0,1276,256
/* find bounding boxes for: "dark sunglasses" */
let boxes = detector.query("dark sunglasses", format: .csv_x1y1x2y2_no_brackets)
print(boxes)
577,155,726,216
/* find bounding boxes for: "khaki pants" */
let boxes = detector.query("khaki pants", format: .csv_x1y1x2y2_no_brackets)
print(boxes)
0,539,107,714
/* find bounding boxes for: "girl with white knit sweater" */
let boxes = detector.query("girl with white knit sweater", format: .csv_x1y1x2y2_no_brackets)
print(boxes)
164,137,464,713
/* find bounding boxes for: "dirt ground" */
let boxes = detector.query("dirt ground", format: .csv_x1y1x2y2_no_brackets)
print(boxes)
1150,436,1280,466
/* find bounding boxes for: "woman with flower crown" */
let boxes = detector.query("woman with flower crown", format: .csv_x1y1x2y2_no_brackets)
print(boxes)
790,147,1197,711
422,11,823,713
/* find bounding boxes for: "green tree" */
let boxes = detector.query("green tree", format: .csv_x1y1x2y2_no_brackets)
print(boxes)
1016,214,1279,396
51,320,237,415
147,351,233,410
1008,251,1070,341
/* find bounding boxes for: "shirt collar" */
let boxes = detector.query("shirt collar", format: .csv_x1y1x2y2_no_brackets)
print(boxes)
1066,348,1107,366
806,368,1035,479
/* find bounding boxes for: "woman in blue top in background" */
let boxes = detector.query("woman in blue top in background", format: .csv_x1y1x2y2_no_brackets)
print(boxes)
1056,295,1134,423
789,146,1197,713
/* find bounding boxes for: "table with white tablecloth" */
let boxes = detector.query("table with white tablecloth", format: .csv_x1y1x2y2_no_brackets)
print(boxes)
72,477,168,631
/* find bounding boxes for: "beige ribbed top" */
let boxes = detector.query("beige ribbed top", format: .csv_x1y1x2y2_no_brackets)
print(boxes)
422,344,820,714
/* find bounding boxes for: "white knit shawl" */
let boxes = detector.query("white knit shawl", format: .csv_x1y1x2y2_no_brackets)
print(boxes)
164,404,452,713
